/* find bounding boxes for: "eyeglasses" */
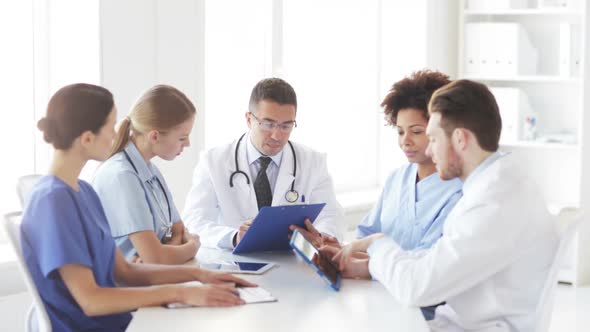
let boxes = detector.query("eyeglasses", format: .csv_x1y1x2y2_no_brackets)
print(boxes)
250,112,297,133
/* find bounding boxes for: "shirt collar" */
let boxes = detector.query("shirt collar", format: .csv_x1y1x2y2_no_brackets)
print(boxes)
124,141,156,182
410,162,441,183
246,132,283,167
462,151,506,193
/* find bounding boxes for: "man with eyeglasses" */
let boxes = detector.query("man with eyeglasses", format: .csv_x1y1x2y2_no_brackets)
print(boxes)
183,78,344,249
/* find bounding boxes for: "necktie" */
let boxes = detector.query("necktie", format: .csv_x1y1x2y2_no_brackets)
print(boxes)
254,156,273,210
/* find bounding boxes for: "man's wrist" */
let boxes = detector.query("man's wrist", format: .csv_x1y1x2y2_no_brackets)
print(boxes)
361,233,384,251
369,233,385,244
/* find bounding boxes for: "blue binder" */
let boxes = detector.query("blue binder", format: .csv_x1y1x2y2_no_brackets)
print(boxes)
232,203,326,254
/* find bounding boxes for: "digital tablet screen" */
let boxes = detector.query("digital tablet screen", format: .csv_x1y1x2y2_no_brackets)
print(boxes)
200,261,274,274
290,230,341,289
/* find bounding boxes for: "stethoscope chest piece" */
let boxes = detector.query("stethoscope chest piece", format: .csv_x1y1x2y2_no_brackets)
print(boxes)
285,190,299,203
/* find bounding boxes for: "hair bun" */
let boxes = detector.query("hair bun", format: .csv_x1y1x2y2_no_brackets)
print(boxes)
37,117,48,130
37,117,55,143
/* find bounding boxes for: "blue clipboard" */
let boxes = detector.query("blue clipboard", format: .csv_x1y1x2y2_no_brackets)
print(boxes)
232,203,326,254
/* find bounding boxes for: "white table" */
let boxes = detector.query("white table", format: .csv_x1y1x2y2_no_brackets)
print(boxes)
126,248,429,332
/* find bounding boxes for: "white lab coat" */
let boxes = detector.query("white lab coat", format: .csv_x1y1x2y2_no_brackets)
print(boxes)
183,136,344,249
367,152,559,332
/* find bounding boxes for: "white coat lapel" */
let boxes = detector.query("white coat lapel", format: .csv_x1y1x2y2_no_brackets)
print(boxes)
272,143,296,206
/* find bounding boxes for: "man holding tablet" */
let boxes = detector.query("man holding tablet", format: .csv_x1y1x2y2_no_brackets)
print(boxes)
331,80,558,331
183,78,344,250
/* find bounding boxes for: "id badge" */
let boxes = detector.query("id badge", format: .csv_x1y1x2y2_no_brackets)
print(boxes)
160,225,172,242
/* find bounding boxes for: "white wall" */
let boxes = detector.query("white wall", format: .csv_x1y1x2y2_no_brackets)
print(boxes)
576,0,590,285
99,0,205,212
426,0,459,77
98,0,459,212
0,262,26,296
0,0,460,301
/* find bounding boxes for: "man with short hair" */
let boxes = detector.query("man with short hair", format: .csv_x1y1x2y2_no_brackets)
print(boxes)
183,78,344,249
332,79,559,331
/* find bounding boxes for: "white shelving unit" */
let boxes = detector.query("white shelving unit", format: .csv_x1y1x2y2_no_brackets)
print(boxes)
463,74,580,83
464,9,580,16
458,0,590,285
501,140,579,150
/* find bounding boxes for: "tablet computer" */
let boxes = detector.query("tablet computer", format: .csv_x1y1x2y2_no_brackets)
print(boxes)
289,229,341,291
199,261,275,275
233,203,326,254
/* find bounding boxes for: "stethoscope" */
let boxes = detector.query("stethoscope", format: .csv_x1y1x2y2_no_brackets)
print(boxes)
123,151,172,233
229,133,300,203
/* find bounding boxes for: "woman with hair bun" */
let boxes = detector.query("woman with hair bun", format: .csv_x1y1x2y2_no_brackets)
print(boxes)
21,83,254,332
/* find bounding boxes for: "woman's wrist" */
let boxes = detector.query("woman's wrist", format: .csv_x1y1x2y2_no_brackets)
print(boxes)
170,284,186,304
167,235,182,245
186,238,198,253
191,267,205,282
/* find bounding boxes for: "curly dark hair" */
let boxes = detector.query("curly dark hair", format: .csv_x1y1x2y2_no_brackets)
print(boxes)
381,70,451,126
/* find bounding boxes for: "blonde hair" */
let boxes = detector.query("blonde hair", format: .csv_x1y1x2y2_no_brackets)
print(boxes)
110,84,196,157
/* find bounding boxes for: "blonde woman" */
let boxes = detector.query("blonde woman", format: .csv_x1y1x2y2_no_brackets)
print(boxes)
22,83,254,332
93,85,200,264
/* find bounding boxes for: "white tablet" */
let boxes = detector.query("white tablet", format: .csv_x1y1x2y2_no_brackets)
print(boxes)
199,261,276,275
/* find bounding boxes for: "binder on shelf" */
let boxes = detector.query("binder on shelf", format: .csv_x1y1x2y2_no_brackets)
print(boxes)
464,23,481,74
466,0,528,10
539,0,576,9
464,23,538,77
559,22,581,77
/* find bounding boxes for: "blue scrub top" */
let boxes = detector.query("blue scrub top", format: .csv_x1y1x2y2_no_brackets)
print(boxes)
92,142,181,260
21,176,132,332
357,163,463,250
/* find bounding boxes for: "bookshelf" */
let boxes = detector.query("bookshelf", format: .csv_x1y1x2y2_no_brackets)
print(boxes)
458,0,589,285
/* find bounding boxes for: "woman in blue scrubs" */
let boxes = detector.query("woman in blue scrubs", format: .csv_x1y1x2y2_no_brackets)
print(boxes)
303,70,462,251
355,70,462,250
21,83,254,332
316,70,462,321
93,85,200,264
